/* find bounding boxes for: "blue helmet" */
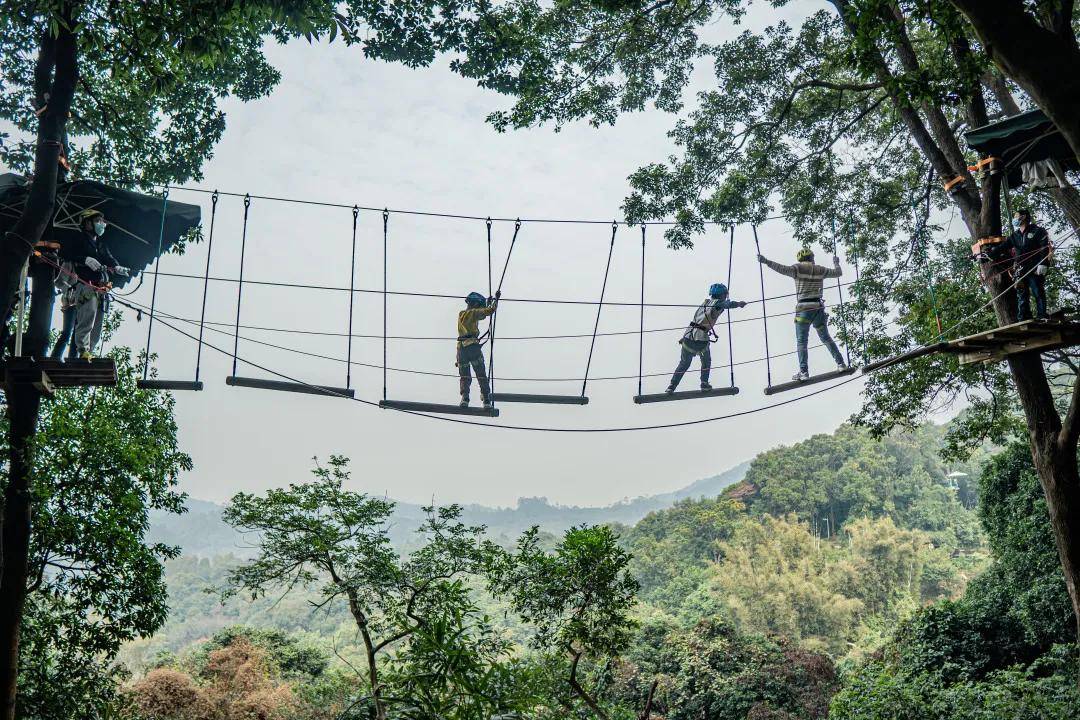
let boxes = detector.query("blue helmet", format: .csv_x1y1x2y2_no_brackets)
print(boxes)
709,283,728,299
465,291,487,307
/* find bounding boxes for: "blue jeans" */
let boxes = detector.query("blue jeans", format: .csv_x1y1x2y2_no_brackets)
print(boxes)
1016,271,1047,319
795,308,845,374
669,339,711,390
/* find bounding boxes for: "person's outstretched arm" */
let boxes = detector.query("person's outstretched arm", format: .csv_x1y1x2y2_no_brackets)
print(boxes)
758,254,797,278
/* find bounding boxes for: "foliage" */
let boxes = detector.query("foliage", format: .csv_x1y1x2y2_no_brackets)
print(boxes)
1,348,190,719
221,456,534,720
831,646,1080,720
613,617,837,720
830,436,1078,717
488,524,639,719
739,424,984,550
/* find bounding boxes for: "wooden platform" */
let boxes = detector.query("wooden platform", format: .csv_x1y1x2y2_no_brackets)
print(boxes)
634,386,739,404
226,376,355,398
379,399,499,417
1,357,117,392
764,367,857,395
137,379,204,391
490,393,589,405
864,317,1080,372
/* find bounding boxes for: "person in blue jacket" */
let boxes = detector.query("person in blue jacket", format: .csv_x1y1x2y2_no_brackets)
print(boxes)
666,283,747,393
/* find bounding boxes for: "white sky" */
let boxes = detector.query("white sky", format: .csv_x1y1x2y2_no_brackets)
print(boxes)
22,3,882,508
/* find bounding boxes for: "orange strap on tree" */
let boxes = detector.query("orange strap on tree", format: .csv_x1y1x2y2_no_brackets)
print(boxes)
942,175,965,193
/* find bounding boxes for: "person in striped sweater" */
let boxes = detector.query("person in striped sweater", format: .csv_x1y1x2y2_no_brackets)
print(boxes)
758,248,847,381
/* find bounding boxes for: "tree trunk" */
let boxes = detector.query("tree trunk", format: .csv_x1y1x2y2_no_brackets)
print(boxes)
346,592,385,720
0,381,42,720
950,0,1080,165
568,649,609,720
0,18,77,720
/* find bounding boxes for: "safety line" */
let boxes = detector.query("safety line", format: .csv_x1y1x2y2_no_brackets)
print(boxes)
194,190,218,383
231,195,251,376
582,223,617,396
142,186,168,378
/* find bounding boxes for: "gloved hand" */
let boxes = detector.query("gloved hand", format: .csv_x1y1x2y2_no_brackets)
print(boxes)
833,255,841,265
495,290,501,299
84,256,102,272
112,265,130,277
757,254,765,263
1036,264,1048,277
737,301,748,308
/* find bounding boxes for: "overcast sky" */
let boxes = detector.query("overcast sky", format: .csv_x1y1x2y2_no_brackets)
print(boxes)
15,3,889,508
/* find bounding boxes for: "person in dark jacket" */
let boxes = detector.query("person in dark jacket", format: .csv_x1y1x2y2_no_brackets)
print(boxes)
1006,207,1051,320
60,209,128,358
666,283,747,393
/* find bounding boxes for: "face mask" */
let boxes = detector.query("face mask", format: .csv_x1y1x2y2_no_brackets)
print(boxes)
93,221,106,237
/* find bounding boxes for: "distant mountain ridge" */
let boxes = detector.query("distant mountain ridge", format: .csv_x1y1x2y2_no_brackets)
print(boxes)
150,461,751,557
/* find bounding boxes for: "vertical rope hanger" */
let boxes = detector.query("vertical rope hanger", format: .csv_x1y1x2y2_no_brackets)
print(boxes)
752,224,772,387
637,224,646,397
194,190,218,383
382,208,389,400
725,225,735,389
231,194,251,377
488,219,521,402
486,217,493,299
852,238,868,365
347,206,359,390
142,186,169,378
581,221,618,398
829,217,852,366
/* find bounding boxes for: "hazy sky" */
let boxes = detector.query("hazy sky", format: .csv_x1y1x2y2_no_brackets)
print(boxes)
16,3,883,508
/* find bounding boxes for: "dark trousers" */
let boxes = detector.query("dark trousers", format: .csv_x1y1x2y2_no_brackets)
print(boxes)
1016,271,1048,320
457,343,491,402
669,339,711,390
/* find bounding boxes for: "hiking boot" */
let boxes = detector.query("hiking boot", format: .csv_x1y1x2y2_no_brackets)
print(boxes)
482,399,493,410
664,386,675,394
700,382,713,391
792,371,809,382
459,398,470,408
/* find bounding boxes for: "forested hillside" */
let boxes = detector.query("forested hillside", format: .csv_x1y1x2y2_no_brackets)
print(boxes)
119,419,1053,720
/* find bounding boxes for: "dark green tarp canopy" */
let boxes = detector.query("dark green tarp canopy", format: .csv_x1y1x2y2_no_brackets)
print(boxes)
0,173,200,288
964,109,1079,188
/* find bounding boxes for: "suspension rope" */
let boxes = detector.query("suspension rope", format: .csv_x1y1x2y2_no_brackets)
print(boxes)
726,225,736,389
194,190,218,383
488,219,521,401
137,267,859,308
582,222,618,397
830,217,852,366
347,206,359,390
486,217,493,298
382,209,389,400
231,194,251,376
752,224,772,387
851,225,868,366
638,225,646,396
142,186,169,378
158,184,797,227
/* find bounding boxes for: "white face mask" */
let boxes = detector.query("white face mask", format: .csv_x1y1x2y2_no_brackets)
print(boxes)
93,221,106,237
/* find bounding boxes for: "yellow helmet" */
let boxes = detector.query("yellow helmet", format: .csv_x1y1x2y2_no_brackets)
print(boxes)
78,208,104,223
797,247,814,262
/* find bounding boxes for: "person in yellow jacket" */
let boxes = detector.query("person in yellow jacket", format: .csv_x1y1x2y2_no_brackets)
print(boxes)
458,290,499,408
